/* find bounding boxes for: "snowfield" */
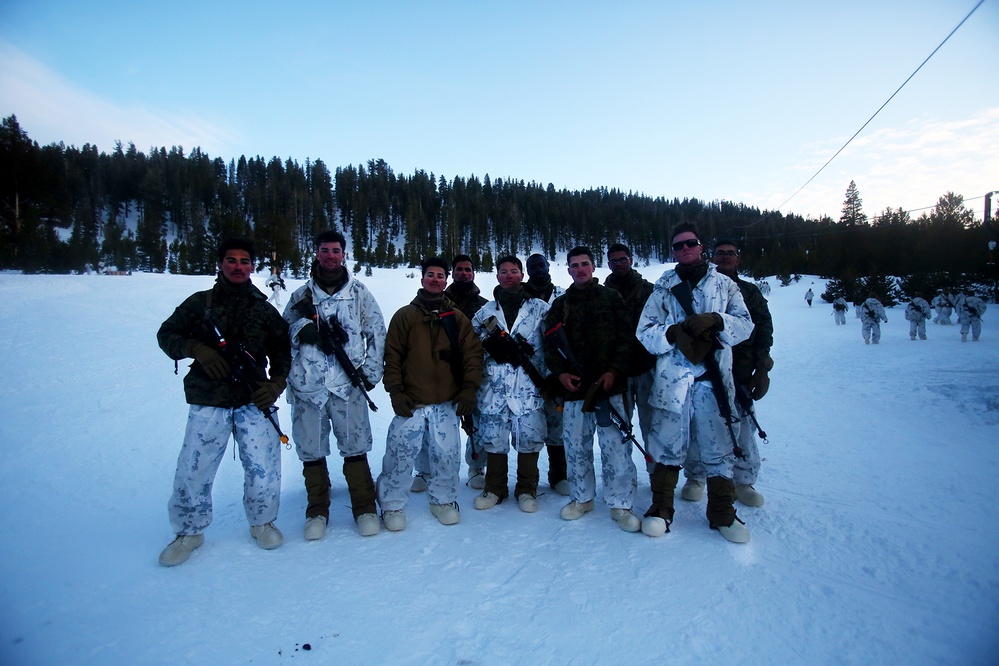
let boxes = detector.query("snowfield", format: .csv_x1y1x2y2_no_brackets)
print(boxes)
0,266,996,665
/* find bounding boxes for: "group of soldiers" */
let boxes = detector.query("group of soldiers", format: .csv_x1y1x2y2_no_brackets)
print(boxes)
831,287,987,343
155,225,774,566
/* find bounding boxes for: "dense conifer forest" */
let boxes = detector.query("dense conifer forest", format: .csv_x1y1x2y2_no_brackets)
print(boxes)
2,114,996,299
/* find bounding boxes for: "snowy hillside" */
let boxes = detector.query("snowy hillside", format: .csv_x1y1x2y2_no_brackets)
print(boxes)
0,267,996,665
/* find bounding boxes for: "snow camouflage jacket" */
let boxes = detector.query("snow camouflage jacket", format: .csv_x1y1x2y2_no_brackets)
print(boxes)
543,279,631,401
860,298,887,323
472,295,550,416
383,293,483,406
637,266,753,415
833,297,849,311
955,295,987,321
904,297,932,322
157,275,291,408
604,269,657,376
731,277,773,386
282,275,386,406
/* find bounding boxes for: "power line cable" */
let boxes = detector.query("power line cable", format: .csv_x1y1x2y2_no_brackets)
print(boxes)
769,0,987,215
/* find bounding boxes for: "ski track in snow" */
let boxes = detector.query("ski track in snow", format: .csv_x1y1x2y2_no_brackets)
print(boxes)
0,269,997,665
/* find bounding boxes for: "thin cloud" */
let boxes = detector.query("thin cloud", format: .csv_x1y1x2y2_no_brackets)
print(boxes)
767,108,999,219
0,42,243,155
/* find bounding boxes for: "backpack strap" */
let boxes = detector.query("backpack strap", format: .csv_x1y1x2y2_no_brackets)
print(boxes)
437,309,464,386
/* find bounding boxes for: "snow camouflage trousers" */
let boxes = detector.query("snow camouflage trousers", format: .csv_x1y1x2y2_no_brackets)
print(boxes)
648,381,736,480
289,390,373,462
909,319,927,340
168,404,281,535
413,431,483,475
683,385,760,485
960,317,982,339
834,310,847,325
561,396,637,509
862,320,882,343
474,407,546,455
378,403,462,510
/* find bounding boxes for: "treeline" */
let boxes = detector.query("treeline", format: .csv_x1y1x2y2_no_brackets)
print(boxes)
1,114,995,283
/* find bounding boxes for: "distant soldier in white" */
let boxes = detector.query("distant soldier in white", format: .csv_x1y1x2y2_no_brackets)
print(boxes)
523,253,570,495
283,231,386,540
637,224,754,542
933,288,955,324
471,255,550,513
265,268,286,308
860,292,888,344
904,294,932,341
832,296,849,325
805,288,814,307
680,240,773,509
377,257,483,530
953,290,987,342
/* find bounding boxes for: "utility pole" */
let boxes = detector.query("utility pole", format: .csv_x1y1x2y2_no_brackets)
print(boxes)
985,192,998,303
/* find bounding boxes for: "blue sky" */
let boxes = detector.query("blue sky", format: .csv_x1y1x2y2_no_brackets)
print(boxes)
1,1,996,221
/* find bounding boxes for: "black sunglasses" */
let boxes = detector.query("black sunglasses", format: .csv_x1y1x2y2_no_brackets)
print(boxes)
671,239,701,251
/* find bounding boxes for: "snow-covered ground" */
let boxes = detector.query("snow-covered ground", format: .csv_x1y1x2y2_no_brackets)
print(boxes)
0,266,996,665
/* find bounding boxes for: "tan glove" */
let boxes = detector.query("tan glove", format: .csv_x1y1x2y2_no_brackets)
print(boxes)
672,325,714,366
251,378,286,411
681,313,723,338
190,341,230,380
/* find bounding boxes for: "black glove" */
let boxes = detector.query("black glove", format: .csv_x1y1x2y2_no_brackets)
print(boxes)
451,388,477,417
251,378,286,411
298,321,320,346
190,341,230,380
390,393,415,418
747,371,770,400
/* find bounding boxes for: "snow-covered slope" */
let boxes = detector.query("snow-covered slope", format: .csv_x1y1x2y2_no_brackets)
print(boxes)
0,268,996,665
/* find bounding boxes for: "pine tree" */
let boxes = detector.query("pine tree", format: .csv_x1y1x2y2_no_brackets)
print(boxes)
840,180,867,226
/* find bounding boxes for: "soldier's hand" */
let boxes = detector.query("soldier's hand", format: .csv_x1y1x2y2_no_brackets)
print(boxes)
596,371,616,391
559,372,582,393
452,388,477,417
391,393,415,418
251,378,286,411
682,313,723,338
298,321,320,346
190,341,230,380
748,371,770,401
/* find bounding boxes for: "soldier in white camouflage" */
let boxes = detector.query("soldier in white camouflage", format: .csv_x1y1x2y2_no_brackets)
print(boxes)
283,231,386,540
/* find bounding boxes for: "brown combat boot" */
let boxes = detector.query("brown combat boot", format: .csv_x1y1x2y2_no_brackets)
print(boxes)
482,452,510,501
343,454,377,519
303,458,331,521
706,476,750,543
514,451,540,499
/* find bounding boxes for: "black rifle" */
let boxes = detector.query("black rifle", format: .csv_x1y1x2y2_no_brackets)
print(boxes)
203,323,290,447
482,316,548,391
315,314,378,412
543,321,653,463
734,383,768,443
436,309,475,440
293,296,378,412
668,281,744,459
